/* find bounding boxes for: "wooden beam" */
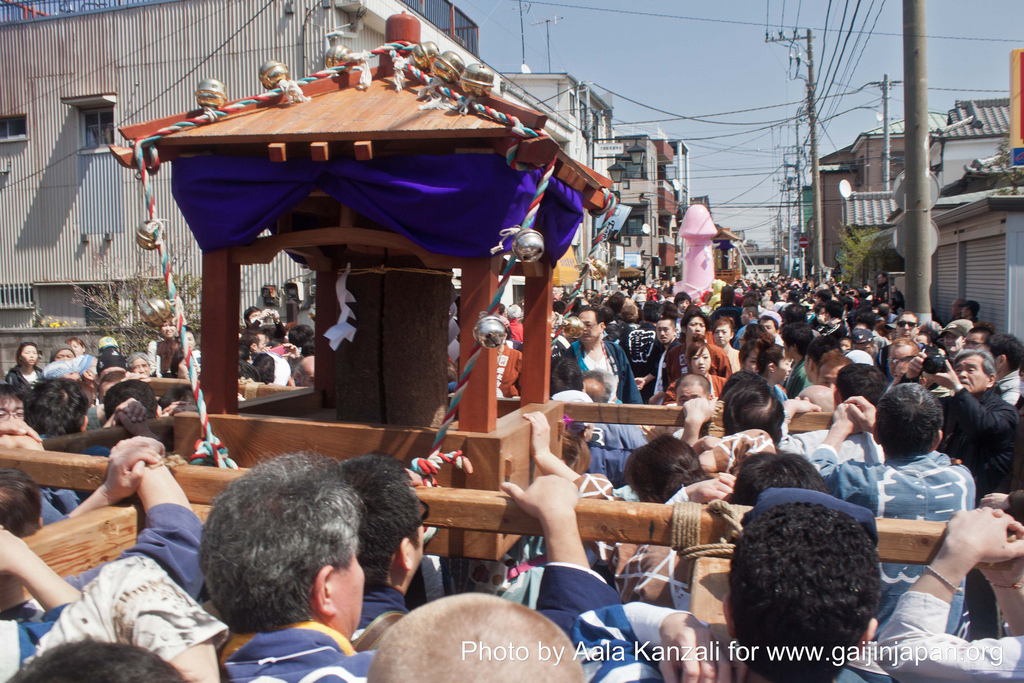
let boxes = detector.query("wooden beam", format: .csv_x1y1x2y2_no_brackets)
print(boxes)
315,268,339,410
689,558,732,641
237,387,325,417
201,250,240,415
268,143,287,162
310,141,330,161
42,417,174,454
353,141,374,160
27,506,138,581
458,257,500,433
228,227,453,269
520,264,553,405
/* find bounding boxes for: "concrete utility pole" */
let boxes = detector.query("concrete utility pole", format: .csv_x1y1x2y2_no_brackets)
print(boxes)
902,0,932,321
882,73,891,190
806,28,824,283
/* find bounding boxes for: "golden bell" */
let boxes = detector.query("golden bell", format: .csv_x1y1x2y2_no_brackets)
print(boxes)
432,51,466,86
462,63,495,98
411,41,440,71
324,43,354,69
562,316,585,339
140,297,174,327
195,78,227,109
135,220,162,251
583,258,609,280
259,60,291,90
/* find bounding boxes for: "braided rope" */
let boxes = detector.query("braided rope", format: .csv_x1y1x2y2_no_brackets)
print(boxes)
133,144,236,469
670,499,744,560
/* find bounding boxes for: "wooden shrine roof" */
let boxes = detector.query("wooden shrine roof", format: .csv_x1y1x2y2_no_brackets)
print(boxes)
112,67,612,210
156,79,510,146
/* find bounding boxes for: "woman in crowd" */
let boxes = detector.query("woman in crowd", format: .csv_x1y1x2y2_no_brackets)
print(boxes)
5,342,41,392
687,339,727,398
712,317,741,373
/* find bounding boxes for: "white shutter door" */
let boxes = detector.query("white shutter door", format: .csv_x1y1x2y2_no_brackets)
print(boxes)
964,236,1007,331
935,244,959,322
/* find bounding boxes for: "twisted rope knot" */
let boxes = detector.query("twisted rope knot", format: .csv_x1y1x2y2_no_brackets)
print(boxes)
391,52,408,91
352,50,373,90
670,499,744,561
277,79,311,104
490,226,522,254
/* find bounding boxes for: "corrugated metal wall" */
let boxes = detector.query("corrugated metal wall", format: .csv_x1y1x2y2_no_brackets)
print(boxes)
934,243,959,324
965,235,1007,332
0,0,485,326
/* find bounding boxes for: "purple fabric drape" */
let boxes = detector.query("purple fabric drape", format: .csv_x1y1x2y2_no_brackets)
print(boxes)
170,153,584,264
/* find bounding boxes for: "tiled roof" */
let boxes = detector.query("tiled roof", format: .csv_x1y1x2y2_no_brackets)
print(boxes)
936,98,1010,139
845,191,896,227
861,113,948,137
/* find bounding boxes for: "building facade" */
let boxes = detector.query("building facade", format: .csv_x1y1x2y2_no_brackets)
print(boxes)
0,0,486,328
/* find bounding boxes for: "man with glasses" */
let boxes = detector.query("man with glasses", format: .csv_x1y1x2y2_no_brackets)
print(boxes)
879,314,920,376
568,307,641,404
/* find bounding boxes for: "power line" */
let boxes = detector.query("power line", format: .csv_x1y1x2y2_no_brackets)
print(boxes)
526,2,1022,43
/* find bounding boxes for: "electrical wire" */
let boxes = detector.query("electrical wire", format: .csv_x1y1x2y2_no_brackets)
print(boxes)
525,1,1022,43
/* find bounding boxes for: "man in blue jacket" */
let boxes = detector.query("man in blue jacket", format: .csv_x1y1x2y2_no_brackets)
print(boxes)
569,307,642,404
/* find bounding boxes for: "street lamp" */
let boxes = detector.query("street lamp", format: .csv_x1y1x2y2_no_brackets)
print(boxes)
607,161,626,184
627,142,645,165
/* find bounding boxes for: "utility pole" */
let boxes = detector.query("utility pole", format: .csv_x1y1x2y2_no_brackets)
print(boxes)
807,28,824,283
882,73,891,190
902,0,932,321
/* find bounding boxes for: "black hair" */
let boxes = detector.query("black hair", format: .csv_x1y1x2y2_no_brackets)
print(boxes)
824,299,845,319
0,468,42,537
24,378,90,437
730,451,828,506
577,306,604,325
288,324,315,349
673,291,692,307
729,503,880,682
642,301,663,324
780,322,814,356
720,285,736,308
550,357,584,395
988,333,1024,371
876,383,943,458
680,305,710,332
239,331,260,352
805,334,842,367
719,370,765,404
814,289,833,302
336,454,422,587
835,364,887,405
552,300,567,315
0,383,26,406
781,303,807,327
606,291,625,316
964,300,980,319
10,642,185,683
755,344,786,375
243,306,261,325
14,341,39,369
624,435,709,503
851,307,877,329
158,384,198,410
102,379,159,421
252,353,277,385
721,381,785,443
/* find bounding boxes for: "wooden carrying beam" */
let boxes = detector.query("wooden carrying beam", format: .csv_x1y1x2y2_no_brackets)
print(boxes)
0,447,971,568
42,417,174,454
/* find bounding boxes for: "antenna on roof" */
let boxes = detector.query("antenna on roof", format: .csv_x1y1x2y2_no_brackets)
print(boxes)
532,15,562,72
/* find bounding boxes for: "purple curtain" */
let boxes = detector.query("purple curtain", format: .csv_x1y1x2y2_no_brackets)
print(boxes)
170,153,584,264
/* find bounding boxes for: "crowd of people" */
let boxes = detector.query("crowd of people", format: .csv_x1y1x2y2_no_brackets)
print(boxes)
1,272,1024,682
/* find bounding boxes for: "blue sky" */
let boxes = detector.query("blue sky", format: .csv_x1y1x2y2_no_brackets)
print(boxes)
460,0,1021,244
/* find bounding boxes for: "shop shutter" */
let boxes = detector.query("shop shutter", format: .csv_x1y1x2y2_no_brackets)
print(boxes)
964,236,1007,332
934,244,959,322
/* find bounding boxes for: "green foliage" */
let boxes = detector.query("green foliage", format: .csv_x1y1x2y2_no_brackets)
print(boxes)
836,225,902,286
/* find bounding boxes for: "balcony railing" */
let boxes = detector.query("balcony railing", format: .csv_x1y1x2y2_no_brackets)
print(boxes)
1,0,163,23
399,0,479,56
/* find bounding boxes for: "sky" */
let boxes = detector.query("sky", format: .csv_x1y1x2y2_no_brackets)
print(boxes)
455,0,1022,246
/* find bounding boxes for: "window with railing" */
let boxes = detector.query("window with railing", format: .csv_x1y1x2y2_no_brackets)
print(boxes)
0,116,27,141
398,0,480,56
1,0,168,24
0,284,34,309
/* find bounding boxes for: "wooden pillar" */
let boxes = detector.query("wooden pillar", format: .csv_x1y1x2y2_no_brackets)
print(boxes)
520,261,553,405
458,257,500,433
201,250,240,415
315,268,340,410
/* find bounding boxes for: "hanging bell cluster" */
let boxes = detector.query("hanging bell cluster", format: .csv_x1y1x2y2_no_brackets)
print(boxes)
259,60,292,89
140,297,174,327
510,227,545,263
135,220,162,250
582,257,609,280
194,78,227,109
561,316,585,339
409,41,495,97
473,315,507,349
